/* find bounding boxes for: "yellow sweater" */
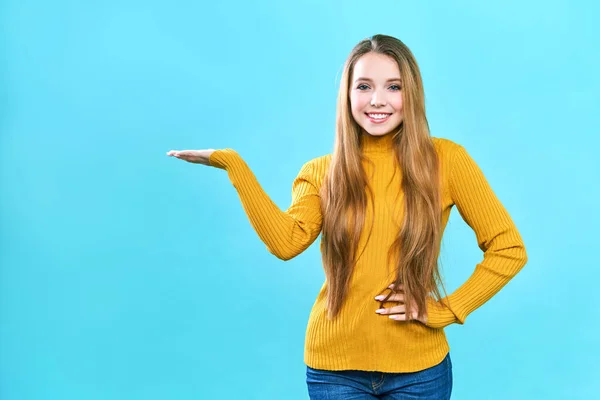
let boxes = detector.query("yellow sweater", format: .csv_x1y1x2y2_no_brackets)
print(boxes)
208,133,528,373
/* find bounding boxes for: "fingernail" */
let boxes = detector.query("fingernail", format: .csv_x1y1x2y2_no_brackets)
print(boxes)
374,296,383,300
376,309,384,314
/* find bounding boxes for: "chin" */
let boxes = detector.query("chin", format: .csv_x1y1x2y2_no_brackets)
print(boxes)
364,124,402,137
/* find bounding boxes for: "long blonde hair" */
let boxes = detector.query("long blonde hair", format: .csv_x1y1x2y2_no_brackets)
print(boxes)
321,34,448,320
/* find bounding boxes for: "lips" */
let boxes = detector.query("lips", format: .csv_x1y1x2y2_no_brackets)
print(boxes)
365,113,392,123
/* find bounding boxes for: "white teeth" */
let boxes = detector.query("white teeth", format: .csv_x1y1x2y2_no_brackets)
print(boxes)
367,113,390,119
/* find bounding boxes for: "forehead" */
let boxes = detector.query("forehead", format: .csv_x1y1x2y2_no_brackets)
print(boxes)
352,52,401,82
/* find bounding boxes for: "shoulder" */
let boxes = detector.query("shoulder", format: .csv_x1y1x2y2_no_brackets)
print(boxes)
430,137,471,194
300,153,332,170
297,154,332,186
431,136,463,154
430,136,468,167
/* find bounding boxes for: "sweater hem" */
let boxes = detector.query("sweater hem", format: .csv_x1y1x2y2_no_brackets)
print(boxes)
303,341,450,373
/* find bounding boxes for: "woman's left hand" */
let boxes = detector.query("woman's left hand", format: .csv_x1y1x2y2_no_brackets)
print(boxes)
166,149,216,166
374,283,428,324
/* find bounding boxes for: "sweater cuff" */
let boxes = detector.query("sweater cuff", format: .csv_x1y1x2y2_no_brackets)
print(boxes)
208,148,239,170
425,297,459,329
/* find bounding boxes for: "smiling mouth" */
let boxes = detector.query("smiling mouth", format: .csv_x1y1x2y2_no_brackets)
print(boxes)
365,113,392,122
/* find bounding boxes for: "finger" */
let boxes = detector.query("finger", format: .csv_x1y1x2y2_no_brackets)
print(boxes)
167,151,185,159
388,283,404,290
181,150,204,156
375,305,406,315
390,309,421,321
389,313,409,321
374,292,405,302
168,150,191,156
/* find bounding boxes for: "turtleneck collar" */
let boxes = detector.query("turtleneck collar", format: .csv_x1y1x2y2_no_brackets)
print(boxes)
360,132,396,158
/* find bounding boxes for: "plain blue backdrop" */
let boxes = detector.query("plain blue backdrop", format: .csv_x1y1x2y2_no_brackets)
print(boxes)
1,0,598,399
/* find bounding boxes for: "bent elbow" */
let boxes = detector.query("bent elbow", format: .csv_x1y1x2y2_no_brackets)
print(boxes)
277,254,296,262
518,244,528,269
509,243,528,276
266,245,299,262
265,228,318,261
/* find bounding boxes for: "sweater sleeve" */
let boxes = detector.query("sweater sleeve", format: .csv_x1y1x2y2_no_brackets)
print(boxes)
425,144,528,329
208,148,323,261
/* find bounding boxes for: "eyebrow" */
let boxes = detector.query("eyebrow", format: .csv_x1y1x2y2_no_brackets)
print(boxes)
354,77,402,83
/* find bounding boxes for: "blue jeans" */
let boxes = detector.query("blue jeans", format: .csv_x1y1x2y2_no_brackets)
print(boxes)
306,352,452,399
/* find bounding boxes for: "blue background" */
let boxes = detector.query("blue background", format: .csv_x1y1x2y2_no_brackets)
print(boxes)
1,0,598,399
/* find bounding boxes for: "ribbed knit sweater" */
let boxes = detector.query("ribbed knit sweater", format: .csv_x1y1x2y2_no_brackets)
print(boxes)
208,133,528,373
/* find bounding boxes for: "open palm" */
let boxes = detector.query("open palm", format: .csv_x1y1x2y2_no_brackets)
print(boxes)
166,149,215,166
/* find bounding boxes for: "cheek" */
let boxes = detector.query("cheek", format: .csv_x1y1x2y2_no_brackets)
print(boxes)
391,94,403,111
350,92,369,112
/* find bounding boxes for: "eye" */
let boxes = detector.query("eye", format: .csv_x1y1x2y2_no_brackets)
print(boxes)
389,84,401,91
357,84,369,90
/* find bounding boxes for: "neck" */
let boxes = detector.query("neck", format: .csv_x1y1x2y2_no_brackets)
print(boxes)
360,132,396,157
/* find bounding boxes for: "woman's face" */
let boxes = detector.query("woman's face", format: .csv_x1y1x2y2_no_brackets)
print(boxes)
350,52,404,137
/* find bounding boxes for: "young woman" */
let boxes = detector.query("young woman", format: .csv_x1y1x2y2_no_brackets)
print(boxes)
167,34,528,399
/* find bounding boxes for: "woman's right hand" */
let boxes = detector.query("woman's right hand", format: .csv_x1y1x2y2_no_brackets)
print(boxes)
166,149,216,166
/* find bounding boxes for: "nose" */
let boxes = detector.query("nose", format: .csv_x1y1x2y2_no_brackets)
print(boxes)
370,89,387,107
